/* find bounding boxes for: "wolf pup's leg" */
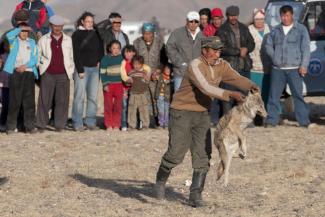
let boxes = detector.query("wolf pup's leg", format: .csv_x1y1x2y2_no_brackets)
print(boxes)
223,144,234,187
238,134,247,159
216,139,226,180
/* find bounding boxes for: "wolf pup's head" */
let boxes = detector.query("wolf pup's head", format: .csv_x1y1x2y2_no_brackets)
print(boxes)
244,90,267,118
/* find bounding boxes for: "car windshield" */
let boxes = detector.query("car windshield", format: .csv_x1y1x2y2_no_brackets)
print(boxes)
265,1,304,29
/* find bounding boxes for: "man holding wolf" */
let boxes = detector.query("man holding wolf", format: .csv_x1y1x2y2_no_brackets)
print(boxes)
154,36,259,207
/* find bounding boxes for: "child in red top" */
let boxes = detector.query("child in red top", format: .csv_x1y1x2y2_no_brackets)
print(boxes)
121,45,137,131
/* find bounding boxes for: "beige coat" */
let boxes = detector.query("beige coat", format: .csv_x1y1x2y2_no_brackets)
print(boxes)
38,32,75,79
248,24,270,72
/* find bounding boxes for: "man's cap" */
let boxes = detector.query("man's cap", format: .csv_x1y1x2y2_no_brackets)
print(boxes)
14,9,29,22
211,8,224,18
49,15,65,26
226,5,240,16
142,23,155,32
187,11,200,21
201,36,224,50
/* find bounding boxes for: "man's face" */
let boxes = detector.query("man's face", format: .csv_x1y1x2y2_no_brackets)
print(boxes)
143,31,154,43
203,48,221,61
228,15,238,25
112,17,122,32
200,15,209,28
187,19,199,32
212,16,223,28
19,31,29,40
281,11,294,26
51,24,63,36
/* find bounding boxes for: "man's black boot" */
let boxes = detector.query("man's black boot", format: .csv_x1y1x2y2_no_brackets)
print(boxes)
154,166,171,200
189,170,208,207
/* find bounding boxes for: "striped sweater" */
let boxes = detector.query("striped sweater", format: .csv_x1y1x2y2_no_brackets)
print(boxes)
100,54,124,86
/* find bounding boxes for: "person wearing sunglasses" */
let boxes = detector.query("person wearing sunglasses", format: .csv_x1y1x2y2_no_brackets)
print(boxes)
98,12,129,53
166,11,205,92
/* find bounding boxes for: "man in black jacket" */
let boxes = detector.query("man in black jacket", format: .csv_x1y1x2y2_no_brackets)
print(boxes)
98,12,129,52
216,5,255,114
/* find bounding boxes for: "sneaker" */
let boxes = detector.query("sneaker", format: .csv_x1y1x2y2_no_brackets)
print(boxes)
26,128,38,134
264,123,276,128
301,123,317,129
6,130,15,135
73,127,85,132
87,125,99,131
121,127,127,132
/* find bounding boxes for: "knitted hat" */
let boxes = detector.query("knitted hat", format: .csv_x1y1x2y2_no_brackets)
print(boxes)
226,6,240,16
142,23,155,32
211,8,224,18
253,8,265,19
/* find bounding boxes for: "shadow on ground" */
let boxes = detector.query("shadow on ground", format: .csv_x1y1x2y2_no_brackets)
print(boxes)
0,177,8,186
70,173,187,204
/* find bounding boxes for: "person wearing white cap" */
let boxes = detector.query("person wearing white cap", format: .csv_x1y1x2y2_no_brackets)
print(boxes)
36,15,75,132
248,9,271,126
166,11,205,91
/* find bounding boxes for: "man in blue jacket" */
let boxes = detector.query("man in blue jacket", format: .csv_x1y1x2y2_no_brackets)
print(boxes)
265,5,312,128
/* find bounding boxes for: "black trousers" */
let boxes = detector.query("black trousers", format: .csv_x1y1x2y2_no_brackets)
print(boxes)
0,87,9,126
36,73,70,129
7,71,35,131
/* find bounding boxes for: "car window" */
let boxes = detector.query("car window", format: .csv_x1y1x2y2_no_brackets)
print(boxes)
304,2,325,40
265,1,304,29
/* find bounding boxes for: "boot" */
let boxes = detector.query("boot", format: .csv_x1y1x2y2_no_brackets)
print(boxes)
154,166,171,200
189,170,208,208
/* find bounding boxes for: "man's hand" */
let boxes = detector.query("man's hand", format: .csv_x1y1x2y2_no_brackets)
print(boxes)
79,73,85,79
16,65,26,73
229,91,246,103
240,47,248,58
299,67,308,77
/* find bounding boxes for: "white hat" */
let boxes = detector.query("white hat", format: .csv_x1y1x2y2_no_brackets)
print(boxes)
253,9,265,19
187,11,200,21
49,15,65,26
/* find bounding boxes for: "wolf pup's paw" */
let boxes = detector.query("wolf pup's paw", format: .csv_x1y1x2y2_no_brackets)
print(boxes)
239,153,246,160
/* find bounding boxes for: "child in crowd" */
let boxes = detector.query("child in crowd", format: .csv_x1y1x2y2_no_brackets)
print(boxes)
127,55,150,130
100,40,124,131
4,23,38,134
0,39,10,131
155,64,172,129
120,45,137,131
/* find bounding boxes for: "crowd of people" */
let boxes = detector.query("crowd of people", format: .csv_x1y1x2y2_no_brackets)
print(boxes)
0,0,315,136
0,0,319,209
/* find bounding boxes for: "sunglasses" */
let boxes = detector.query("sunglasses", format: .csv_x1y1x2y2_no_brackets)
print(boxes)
189,20,199,24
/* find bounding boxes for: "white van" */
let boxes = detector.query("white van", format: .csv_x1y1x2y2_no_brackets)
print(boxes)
265,0,325,95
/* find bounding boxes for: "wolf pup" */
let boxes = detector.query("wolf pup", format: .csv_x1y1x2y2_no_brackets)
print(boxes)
214,90,267,186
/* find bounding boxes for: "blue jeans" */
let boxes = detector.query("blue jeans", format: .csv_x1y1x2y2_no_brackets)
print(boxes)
72,67,99,129
209,98,220,125
157,96,170,127
173,75,183,92
121,90,129,128
266,68,310,126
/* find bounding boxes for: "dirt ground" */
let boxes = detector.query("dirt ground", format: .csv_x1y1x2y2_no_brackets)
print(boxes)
0,97,324,217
